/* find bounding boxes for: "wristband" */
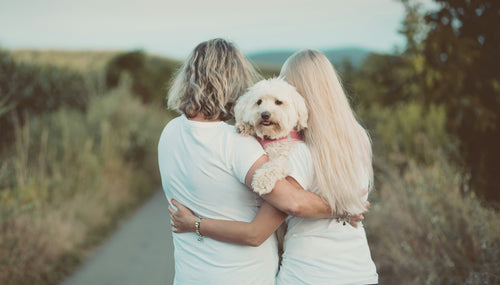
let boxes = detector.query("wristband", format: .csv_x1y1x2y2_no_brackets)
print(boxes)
195,217,203,241
336,213,351,226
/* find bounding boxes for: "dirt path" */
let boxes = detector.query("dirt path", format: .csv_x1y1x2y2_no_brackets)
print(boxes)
61,191,175,285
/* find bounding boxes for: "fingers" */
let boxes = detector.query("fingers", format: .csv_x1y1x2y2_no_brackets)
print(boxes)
168,205,175,215
170,217,178,233
171,198,181,208
349,214,365,228
171,198,193,214
352,214,363,221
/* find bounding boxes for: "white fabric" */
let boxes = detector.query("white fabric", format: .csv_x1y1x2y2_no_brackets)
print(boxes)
277,142,378,285
158,115,278,285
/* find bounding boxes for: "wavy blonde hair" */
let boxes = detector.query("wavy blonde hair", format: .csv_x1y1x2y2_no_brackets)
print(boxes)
280,49,373,215
168,38,261,121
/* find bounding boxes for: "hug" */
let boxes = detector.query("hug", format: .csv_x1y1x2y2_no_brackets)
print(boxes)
158,38,378,285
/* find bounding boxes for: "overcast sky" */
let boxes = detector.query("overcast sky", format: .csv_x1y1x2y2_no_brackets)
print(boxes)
0,0,434,59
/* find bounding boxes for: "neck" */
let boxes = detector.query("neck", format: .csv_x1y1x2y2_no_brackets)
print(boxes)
188,113,221,122
256,129,303,149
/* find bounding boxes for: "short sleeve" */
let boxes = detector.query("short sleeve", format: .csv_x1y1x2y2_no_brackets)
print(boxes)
229,132,266,184
288,142,314,190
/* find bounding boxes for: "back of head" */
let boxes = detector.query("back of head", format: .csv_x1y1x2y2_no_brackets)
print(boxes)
168,38,261,121
280,49,373,214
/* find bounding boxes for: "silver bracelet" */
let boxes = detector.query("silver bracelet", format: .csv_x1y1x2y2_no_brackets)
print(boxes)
336,213,351,226
195,217,203,241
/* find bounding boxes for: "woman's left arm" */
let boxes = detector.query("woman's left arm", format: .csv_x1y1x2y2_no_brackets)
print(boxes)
169,199,287,247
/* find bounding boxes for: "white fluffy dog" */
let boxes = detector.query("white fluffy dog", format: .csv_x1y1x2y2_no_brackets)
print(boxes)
234,78,308,195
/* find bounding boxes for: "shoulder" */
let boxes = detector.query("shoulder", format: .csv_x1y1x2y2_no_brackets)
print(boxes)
290,142,312,162
163,115,183,131
159,116,182,140
287,142,314,189
224,124,261,147
221,125,265,184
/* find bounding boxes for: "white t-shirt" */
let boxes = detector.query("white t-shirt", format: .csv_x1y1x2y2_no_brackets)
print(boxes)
158,115,278,285
276,142,378,285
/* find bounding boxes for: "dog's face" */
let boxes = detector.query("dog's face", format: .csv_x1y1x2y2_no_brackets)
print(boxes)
235,78,308,139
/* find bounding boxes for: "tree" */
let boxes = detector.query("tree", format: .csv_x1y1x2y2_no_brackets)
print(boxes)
405,0,500,201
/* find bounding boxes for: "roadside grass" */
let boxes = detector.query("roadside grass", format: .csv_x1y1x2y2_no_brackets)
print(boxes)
364,103,500,285
0,84,174,284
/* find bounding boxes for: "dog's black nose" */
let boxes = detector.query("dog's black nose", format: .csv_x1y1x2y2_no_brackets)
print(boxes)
261,111,271,120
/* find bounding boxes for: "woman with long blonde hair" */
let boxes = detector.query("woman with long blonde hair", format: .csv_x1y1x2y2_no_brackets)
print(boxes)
281,49,374,215
170,49,377,284
275,49,377,284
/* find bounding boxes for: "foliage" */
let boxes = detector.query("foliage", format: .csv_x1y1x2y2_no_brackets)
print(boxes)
363,102,453,165
401,0,500,201
349,53,418,107
255,64,281,79
11,49,119,95
0,50,90,146
0,85,171,284
337,2,500,282
105,50,180,104
368,152,500,285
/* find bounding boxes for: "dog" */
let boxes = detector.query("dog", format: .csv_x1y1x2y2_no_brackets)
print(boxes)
234,78,308,196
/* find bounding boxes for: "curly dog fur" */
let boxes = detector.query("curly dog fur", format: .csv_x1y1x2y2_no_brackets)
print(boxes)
234,78,308,195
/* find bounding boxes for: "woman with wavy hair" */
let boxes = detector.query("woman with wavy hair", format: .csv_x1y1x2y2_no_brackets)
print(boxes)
159,40,346,285
170,49,378,284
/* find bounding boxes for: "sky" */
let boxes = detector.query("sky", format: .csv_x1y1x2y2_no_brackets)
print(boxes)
0,0,432,59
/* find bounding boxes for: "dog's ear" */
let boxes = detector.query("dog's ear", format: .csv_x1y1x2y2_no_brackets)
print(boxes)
234,91,251,125
236,121,255,136
293,91,309,131
235,88,258,136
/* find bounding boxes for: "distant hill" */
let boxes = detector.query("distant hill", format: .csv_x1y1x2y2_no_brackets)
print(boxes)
247,47,372,69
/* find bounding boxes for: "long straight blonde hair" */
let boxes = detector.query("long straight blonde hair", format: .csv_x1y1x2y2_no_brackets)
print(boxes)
280,49,373,215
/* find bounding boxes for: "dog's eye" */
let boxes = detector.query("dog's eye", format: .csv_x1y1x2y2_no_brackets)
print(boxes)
256,99,262,105
275,100,283,105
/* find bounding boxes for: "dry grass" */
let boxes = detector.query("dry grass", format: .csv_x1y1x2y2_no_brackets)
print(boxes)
363,102,500,284
368,154,500,284
11,49,119,73
11,49,121,96
0,84,173,284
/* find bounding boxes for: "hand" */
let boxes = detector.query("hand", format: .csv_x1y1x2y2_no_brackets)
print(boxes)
338,200,370,228
168,198,197,233
348,210,366,228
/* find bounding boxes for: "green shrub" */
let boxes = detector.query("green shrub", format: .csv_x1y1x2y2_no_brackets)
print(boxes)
105,50,180,104
360,102,454,165
0,50,89,146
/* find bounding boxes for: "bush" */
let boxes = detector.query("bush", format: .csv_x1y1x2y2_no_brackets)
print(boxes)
362,102,455,165
105,50,180,104
368,153,500,285
0,50,90,146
